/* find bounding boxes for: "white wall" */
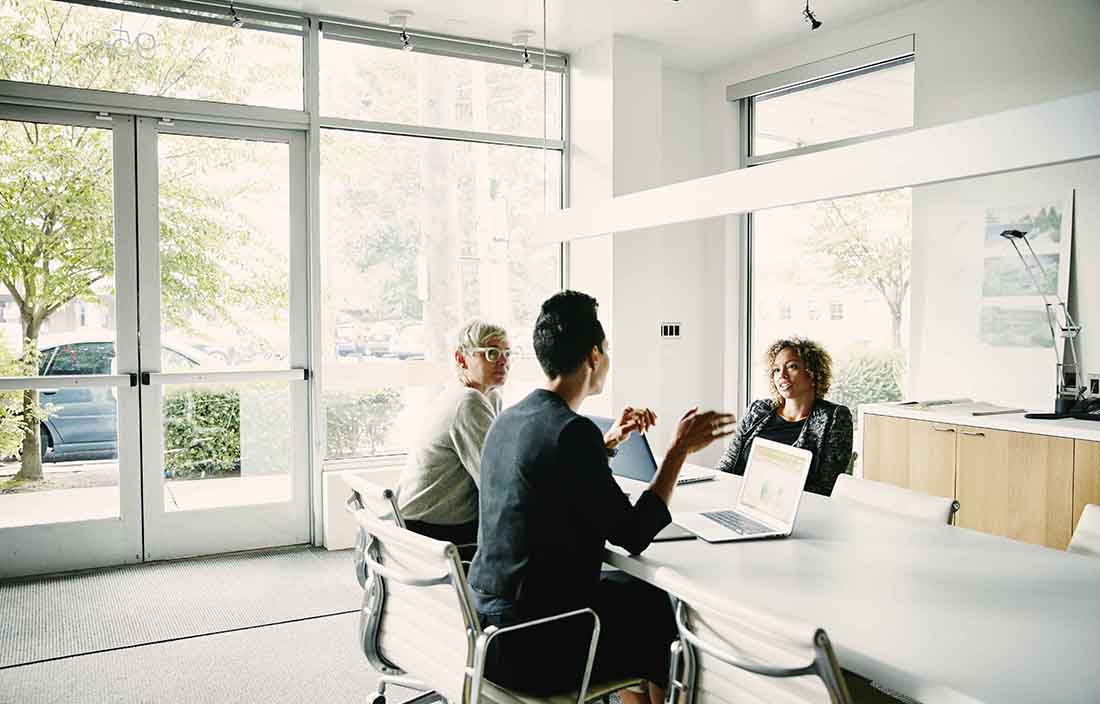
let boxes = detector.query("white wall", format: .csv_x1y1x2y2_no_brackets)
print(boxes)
568,39,727,463
698,0,1100,411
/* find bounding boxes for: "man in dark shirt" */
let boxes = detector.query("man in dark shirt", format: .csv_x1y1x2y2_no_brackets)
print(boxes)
468,290,735,704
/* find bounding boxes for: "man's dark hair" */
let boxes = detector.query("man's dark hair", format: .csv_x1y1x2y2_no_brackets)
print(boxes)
533,290,606,379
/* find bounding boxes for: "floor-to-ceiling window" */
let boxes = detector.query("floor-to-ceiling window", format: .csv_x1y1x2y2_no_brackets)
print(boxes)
742,52,914,422
0,0,567,576
316,25,565,468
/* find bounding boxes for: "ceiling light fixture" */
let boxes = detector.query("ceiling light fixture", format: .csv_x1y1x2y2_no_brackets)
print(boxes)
511,29,536,70
387,10,415,51
229,1,243,28
803,0,822,30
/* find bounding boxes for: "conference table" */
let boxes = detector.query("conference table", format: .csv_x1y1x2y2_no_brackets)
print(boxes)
609,468,1100,704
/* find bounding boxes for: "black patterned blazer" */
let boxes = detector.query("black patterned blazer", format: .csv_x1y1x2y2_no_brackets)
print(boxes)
716,398,853,496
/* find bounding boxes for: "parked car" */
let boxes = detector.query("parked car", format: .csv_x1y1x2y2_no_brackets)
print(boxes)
35,332,209,462
335,323,361,357
362,322,396,357
392,324,426,360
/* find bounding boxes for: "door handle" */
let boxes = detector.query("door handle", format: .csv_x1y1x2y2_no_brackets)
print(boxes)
40,389,57,395
931,426,955,432
959,430,985,437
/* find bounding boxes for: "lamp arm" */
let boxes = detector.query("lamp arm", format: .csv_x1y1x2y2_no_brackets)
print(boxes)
1006,236,1085,400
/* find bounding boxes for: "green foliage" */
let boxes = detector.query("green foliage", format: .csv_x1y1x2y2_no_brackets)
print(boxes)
325,389,405,458
0,340,29,458
828,348,905,413
808,190,912,350
0,0,290,474
163,388,241,479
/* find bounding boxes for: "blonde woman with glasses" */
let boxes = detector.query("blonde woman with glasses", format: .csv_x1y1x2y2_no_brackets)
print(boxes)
396,319,513,545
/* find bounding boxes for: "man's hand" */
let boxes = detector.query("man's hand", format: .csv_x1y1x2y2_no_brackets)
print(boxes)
604,406,657,449
668,407,737,456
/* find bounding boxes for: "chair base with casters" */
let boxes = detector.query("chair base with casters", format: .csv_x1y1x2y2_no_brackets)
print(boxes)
347,493,643,704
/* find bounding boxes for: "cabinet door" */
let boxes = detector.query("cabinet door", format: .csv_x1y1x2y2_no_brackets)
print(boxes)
956,426,1074,548
1074,440,1100,534
862,414,957,499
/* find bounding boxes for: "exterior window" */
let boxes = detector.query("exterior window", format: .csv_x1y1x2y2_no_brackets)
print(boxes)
320,37,562,140
751,58,913,157
319,124,562,463
0,0,303,110
747,55,913,415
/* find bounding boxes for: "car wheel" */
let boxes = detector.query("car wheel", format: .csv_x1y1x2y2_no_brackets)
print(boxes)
39,425,52,463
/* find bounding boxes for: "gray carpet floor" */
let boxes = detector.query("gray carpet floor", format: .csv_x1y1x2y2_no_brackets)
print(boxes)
0,612,417,704
0,547,361,669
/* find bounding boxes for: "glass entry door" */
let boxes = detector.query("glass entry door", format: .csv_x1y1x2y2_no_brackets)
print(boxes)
0,105,143,577
0,109,309,577
135,118,309,560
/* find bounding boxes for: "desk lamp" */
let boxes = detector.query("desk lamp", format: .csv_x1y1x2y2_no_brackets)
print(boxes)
999,228,1085,417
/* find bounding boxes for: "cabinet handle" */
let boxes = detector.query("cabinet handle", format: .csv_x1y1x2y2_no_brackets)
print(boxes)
932,426,955,432
959,430,985,437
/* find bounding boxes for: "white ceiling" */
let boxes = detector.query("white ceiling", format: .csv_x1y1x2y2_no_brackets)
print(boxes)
255,0,925,72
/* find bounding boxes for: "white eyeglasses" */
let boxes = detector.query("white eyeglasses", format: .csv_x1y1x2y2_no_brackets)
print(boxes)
469,347,512,363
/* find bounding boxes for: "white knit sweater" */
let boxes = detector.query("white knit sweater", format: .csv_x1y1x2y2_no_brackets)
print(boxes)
395,384,502,524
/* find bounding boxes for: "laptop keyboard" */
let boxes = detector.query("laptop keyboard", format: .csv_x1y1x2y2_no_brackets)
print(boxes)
702,510,772,535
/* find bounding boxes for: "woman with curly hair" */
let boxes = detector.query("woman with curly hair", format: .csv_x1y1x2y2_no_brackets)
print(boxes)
716,338,853,496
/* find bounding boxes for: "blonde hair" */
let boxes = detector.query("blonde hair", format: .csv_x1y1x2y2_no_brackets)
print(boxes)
763,337,833,404
453,318,508,378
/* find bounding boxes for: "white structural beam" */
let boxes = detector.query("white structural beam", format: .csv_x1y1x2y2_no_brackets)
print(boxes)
542,89,1100,243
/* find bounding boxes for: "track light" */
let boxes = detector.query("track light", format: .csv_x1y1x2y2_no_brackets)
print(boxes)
512,29,536,70
229,1,243,28
388,10,415,51
803,1,822,30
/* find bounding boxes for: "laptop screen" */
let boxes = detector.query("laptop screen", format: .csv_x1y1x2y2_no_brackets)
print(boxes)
737,440,810,525
586,415,658,482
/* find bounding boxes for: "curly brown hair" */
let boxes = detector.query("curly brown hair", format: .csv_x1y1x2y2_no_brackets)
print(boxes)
763,337,833,405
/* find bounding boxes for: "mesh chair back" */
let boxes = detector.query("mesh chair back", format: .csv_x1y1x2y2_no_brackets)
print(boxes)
833,474,958,524
1069,504,1100,558
665,574,852,704
352,507,479,704
345,470,406,526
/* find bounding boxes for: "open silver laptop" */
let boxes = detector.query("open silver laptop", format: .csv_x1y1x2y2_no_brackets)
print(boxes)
672,438,813,543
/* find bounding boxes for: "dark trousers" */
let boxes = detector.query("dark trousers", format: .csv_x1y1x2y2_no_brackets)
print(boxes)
478,572,677,696
404,518,478,561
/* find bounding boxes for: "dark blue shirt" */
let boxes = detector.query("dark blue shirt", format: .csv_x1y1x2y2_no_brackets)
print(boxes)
468,389,671,620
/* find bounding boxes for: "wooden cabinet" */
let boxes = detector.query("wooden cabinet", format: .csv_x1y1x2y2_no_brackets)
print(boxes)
862,414,956,499
1074,440,1100,533
954,425,1073,549
862,410,1097,549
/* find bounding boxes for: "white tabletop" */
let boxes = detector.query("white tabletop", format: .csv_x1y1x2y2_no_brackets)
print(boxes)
609,469,1100,704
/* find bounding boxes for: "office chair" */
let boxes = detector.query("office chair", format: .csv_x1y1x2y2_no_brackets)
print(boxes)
663,574,852,704
345,472,407,527
346,499,643,704
1068,504,1100,558
832,474,960,525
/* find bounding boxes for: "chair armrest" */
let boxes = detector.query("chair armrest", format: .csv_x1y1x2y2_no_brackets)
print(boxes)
469,607,601,704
